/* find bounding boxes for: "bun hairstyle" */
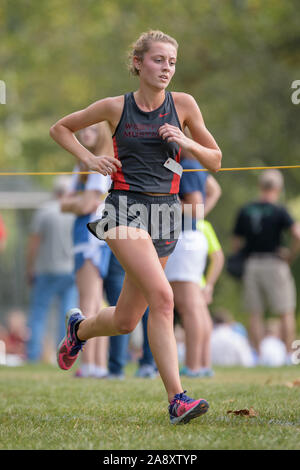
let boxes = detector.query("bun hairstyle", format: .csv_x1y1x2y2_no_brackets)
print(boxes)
128,30,178,76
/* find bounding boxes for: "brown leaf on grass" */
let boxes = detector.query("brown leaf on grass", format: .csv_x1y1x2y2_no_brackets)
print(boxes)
249,407,259,417
286,379,300,388
227,407,258,417
227,409,248,416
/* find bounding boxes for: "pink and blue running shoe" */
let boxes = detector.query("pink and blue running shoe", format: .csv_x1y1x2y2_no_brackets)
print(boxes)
57,308,86,370
169,391,209,425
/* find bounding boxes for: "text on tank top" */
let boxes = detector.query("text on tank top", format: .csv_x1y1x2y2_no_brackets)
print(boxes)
111,91,182,194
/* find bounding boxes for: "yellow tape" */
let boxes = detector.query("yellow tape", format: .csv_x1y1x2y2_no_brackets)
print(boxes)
0,165,300,176
0,171,92,176
183,165,300,172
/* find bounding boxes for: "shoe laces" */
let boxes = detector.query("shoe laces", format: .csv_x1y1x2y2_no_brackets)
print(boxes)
173,391,194,404
67,324,86,352
72,342,85,354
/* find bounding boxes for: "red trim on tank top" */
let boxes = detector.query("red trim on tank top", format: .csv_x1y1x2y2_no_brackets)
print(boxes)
111,136,130,191
169,147,182,194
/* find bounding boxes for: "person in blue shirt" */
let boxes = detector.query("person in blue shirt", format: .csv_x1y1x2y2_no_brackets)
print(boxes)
165,128,222,377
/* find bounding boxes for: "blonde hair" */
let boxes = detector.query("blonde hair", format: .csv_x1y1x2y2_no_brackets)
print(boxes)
128,30,178,76
259,169,284,191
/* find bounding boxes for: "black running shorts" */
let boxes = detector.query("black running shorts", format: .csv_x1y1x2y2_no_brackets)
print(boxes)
87,190,182,258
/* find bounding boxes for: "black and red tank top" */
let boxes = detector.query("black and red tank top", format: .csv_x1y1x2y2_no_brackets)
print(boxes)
111,91,182,194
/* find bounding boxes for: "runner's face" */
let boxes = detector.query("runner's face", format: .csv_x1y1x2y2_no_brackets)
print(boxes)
136,41,177,90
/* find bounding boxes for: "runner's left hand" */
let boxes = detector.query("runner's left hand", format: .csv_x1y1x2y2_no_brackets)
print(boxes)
158,124,192,150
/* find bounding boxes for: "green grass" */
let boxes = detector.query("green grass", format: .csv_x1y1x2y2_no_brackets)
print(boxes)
0,363,300,450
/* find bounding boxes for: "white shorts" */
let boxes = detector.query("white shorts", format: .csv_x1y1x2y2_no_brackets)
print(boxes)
164,230,208,283
74,235,107,276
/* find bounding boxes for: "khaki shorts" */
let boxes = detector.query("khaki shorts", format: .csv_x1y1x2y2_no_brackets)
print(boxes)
243,255,296,315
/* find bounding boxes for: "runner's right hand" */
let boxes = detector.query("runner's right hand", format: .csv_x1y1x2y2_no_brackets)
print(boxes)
87,155,122,176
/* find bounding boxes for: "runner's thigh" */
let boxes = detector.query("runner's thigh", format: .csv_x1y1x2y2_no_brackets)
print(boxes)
106,227,172,311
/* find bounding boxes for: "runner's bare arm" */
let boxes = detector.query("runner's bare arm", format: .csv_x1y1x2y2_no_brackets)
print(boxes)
50,97,123,175
159,93,222,172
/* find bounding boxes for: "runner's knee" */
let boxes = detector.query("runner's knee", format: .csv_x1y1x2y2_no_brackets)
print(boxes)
115,317,139,335
149,285,174,319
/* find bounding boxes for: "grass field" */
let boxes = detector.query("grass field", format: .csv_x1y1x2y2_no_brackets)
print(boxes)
0,363,300,450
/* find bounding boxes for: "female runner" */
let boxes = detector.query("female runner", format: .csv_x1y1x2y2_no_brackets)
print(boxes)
50,30,222,424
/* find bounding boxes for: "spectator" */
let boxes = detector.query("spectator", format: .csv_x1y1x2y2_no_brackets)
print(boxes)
61,123,112,378
166,219,224,377
232,169,300,355
164,136,222,378
211,309,255,367
26,176,78,361
259,319,287,367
